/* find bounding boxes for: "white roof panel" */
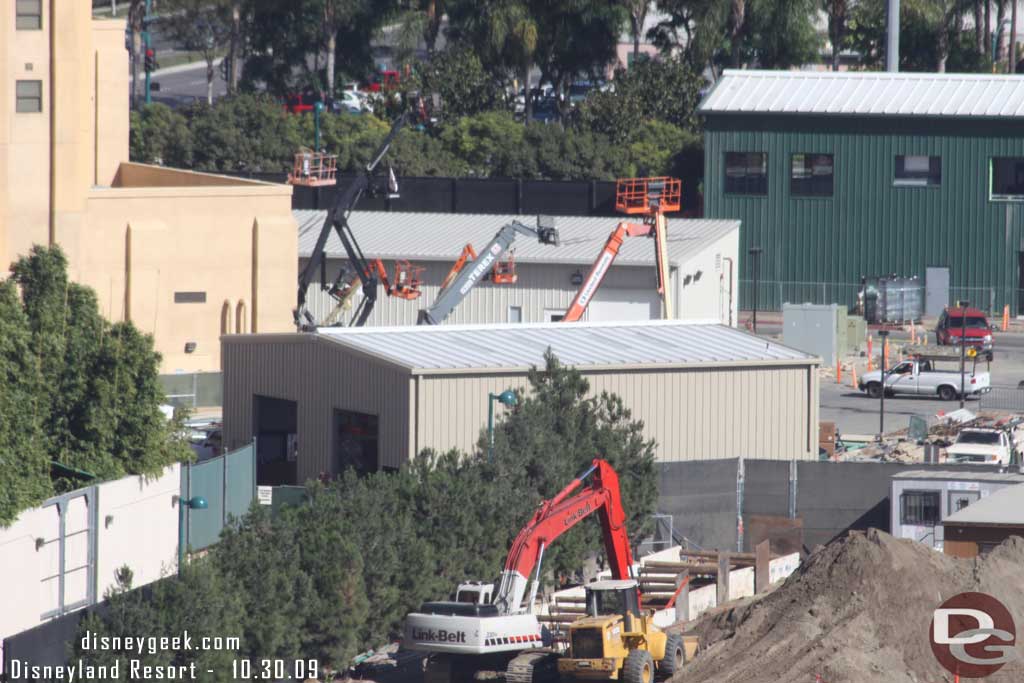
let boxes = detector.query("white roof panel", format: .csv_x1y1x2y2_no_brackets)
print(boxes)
295,210,739,268
313,319,816,371
699,70,1024,119
943,484,1024,525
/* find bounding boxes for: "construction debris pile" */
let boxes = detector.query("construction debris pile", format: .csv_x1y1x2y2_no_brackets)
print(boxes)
683,529,1024,683
837,411,1024,464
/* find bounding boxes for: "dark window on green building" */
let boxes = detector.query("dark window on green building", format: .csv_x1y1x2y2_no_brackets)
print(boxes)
791,154,834,197
724,152,767,195
991,157,1024,200
894,155,941,187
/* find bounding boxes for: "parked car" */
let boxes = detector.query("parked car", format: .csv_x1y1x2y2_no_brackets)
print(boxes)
284,91,323,114
936,306,994,358
858,358,991,401
329,90,364,114
945,427,1016,465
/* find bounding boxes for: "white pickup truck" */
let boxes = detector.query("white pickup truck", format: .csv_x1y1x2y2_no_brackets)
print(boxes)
945,428,1015,465
858,359,991,401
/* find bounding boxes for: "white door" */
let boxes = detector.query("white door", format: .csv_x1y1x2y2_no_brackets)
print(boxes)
587,289,660,322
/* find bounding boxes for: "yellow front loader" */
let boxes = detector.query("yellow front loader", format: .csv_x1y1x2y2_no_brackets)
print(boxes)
557,580,697,683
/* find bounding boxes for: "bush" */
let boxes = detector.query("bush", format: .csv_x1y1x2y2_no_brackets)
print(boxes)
0,245,191,524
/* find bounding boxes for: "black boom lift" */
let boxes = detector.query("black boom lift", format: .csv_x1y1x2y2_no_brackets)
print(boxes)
294,104,421,330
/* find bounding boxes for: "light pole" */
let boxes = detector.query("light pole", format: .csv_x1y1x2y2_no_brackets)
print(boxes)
959,300,969,409
748,246,763,334
878,330,890,441
487,390,518,462
143,0,152,104
314,101,324,152
992,18,1012,70
177,495,208,574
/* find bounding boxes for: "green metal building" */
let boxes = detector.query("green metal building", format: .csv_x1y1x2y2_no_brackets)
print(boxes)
700,70,1024,315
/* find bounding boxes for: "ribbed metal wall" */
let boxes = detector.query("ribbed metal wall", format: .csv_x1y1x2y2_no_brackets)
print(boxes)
222,335,411,479
303,260,667,325
414,364,817,462
704,115,1024,312
223,336,818,482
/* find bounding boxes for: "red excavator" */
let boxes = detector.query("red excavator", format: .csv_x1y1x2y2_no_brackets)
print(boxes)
403,459,639,683
562,177,680,323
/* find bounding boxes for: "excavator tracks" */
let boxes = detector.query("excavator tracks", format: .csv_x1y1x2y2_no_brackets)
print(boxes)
505,650,559,683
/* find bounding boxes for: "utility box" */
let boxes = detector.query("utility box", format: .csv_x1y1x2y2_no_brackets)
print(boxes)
783,303,838,367
844,315,867,355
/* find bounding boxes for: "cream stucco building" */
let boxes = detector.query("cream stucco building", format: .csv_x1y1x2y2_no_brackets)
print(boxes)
1,1,297,376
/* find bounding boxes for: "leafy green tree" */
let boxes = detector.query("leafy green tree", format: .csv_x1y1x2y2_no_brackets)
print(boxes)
623,0,653,57
412,47,504,119
446,0,539,119
213,504,370,666
129,103,194,168
75,563,246,683
0,280,50,525
530,1,627,118
486,351,658,581
6,246,191,497
577,56,704,143
240,0,323,96
188,94,303,173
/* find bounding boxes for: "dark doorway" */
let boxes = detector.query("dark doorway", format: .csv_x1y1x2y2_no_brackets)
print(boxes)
334,409,379,474
254,395,298,485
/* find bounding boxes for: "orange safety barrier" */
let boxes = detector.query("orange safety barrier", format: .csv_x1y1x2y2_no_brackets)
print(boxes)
615,177,681,214
884,337,890,368
867,335,874,371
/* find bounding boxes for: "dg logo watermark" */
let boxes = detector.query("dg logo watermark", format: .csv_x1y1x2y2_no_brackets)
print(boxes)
930,592,1017,678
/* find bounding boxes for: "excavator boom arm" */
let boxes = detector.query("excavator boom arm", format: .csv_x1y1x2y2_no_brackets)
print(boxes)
494,459,634,614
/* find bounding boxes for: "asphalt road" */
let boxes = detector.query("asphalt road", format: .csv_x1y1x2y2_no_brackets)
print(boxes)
755,325,1024,436
148,61,228,107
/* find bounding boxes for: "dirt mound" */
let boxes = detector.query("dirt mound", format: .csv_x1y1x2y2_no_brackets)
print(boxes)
684,529,1024,683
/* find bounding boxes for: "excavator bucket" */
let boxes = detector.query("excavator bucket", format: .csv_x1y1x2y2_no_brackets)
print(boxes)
615,177,681,215
390,260,424,299
492,252,518,284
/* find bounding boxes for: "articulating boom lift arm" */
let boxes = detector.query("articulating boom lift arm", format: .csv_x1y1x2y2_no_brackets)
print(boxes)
417,217,559,325
494,459,635,615
561,222,654,323
295,109,415,330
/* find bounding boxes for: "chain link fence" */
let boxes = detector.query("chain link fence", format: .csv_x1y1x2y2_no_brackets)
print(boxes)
739,280,1005,317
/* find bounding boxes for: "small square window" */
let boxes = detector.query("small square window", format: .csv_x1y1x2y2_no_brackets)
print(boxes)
16,80,43,113
724,152,767,195
16,0,42,30
990,157,1024,201
895,155,941,187
900,490,941,525
791,153,834,197
508,306,523,323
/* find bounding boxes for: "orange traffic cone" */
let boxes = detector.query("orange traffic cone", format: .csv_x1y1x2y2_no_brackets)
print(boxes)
850,364,859,388
1003,305,1010,331
910,322,917,344
836,363,843,383
884,337,890,368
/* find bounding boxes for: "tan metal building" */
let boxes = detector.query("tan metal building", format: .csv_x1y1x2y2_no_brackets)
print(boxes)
222,320,819,485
